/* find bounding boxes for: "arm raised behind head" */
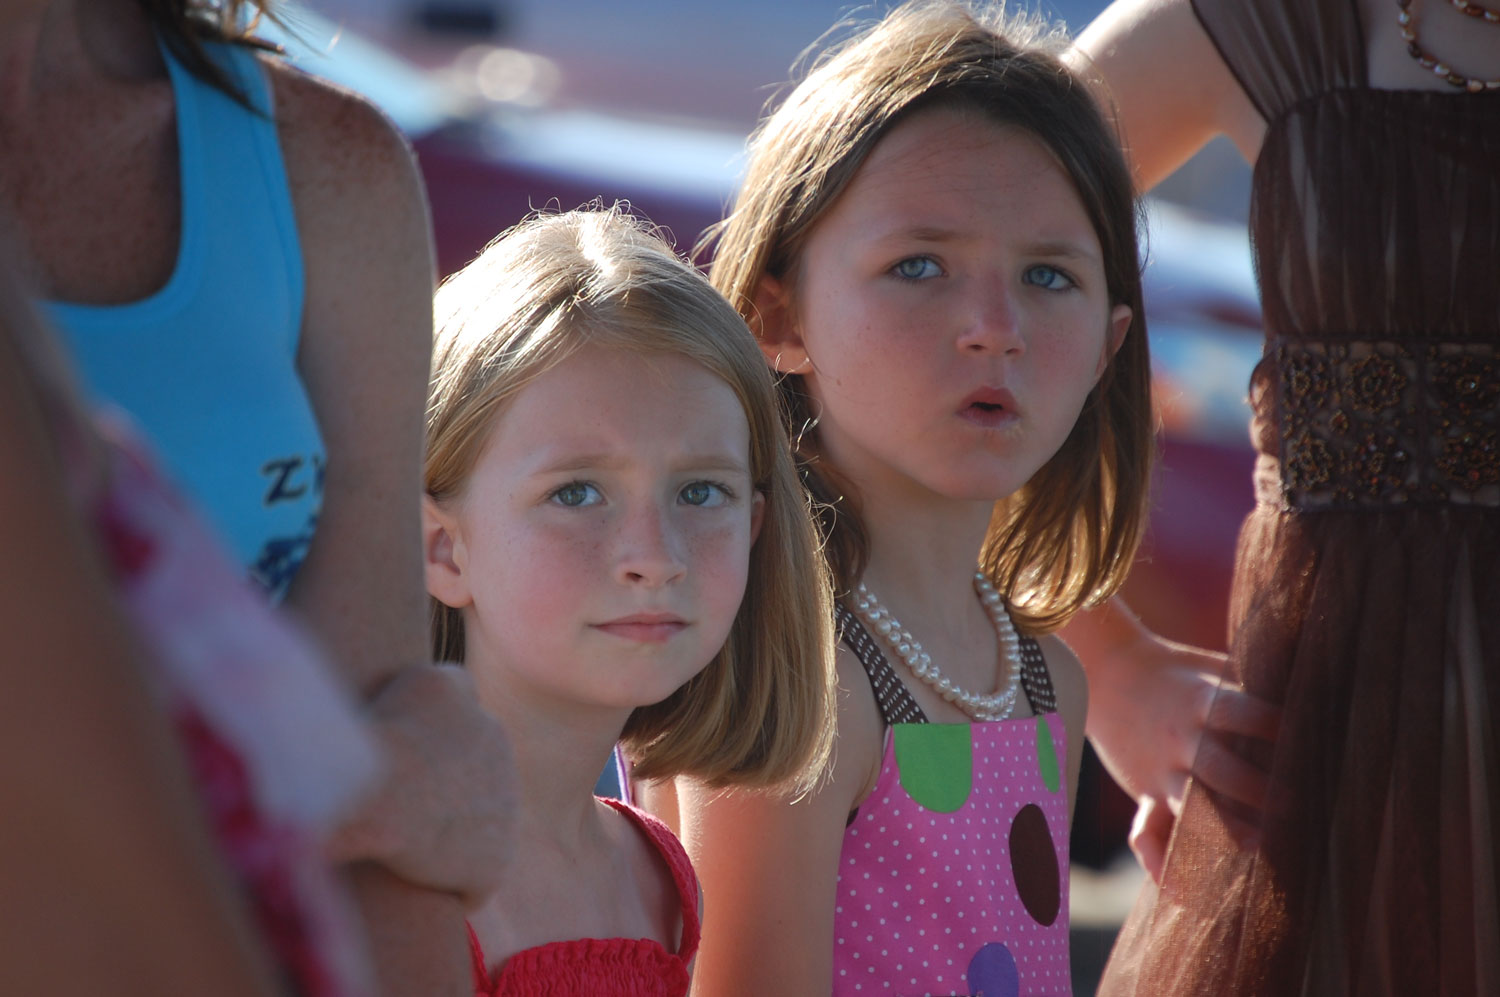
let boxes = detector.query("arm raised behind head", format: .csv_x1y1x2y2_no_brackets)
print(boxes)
1065,0,1264,191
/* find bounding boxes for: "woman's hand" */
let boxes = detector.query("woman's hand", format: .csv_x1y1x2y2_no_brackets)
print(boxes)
329,664,515,908
1063,599,1278,879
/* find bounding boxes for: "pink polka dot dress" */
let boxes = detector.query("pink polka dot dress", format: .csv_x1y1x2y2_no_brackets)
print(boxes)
831,606,1071,997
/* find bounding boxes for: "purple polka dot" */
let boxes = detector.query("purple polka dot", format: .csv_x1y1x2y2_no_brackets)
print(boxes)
965,942,1020,997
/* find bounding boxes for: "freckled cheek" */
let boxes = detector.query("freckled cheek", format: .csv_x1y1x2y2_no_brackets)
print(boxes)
1033,331,1110,399
474,520,605,625
683,519,754,629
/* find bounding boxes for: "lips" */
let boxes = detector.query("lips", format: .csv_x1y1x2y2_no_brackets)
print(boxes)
958,386,1021,429
593,612,689,643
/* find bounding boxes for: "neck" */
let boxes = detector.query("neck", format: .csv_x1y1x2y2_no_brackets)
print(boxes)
854,479,996,633
1,0,160,104
471,660,634,853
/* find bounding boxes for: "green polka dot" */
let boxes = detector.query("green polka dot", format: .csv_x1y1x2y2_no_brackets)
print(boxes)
894,723,973,813
1035,715,1061,794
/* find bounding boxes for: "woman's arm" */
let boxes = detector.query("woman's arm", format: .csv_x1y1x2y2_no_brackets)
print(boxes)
1065,0,1264,190
677,649,883,996
1059,599,1277,879
0,276,284,996
270,65,512,993
1064,0,1275,878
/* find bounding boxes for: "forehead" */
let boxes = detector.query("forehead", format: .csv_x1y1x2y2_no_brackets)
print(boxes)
487,345,751,464
822,106,1094,239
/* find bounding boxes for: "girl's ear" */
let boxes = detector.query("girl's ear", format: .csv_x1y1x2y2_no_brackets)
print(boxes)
1097,303,1133,379
752,274,810,374
422,495,472,609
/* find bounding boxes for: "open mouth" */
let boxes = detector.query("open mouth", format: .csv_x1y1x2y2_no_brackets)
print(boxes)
959,388,1020,428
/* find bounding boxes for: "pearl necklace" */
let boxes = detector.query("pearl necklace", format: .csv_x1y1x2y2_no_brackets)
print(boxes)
850,572,1022,722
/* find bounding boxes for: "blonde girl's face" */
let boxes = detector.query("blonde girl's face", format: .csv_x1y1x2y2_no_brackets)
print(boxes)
760,107,1132,505
425,345,764,718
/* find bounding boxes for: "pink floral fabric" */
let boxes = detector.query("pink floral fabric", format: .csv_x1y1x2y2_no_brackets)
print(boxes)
90,413,378,995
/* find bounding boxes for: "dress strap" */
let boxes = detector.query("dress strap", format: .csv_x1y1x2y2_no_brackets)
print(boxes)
1190,0,1365,124
600,798,701,963
835,603,928,726
837,603,1060,722
1018,635,1057,715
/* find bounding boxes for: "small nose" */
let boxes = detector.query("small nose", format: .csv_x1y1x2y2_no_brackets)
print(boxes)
955,278,1024,356
614,504,688,589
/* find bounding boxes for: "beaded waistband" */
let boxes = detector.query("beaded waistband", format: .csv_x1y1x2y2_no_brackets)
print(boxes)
1263,337,1498,510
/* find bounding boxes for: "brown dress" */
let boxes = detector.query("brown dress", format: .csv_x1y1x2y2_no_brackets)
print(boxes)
1100,1,1500,994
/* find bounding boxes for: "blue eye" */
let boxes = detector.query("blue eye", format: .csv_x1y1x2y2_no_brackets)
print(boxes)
550,482,602,507
892,256,942,281
679,481,732,507
1023,265,1076,291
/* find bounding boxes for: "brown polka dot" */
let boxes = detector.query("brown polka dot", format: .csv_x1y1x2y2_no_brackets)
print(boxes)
1008,803,1060,925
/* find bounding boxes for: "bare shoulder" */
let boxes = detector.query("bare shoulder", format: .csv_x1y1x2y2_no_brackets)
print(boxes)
1037,633,1087,725
1036,633,1088,816
833,641,888,810
260,55,424,207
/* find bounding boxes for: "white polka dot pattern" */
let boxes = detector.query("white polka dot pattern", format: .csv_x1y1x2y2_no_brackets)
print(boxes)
830,717,1071,996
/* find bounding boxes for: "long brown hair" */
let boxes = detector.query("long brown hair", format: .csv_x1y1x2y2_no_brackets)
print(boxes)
135,1,279,105
426,205,836,792
704,0,1154,634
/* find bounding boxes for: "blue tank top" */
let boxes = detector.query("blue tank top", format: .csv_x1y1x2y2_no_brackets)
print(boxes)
48,39,323,601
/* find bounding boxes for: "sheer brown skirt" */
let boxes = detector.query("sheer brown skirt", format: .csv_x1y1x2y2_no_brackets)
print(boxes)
1101,484,1499,996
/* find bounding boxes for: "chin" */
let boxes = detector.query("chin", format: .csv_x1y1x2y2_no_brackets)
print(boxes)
923,467,1038,504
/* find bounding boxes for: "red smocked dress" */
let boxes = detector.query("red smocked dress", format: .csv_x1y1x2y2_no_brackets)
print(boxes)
468,799,700,997
1101,1,1500,994
831,606,1072,997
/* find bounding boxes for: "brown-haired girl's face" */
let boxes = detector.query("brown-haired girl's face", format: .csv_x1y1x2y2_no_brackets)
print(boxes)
424,345,765,716
757,106,1132,506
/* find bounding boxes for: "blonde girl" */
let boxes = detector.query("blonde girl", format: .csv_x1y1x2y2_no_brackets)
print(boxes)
663,3,1154,994
420,205,836,996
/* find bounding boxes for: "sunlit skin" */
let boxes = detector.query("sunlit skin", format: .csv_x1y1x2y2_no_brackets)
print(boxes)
676,106,1131,996
426,344,764,731
763,107,1131,518
424,343,766,965
755,104,1131,707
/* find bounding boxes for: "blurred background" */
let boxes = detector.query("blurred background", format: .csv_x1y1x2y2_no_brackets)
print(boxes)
266,2,1264,989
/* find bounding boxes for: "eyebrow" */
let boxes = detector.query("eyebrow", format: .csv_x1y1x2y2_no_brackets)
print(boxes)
529,453,752,476
1024,240,1102,264
867,225,1101,263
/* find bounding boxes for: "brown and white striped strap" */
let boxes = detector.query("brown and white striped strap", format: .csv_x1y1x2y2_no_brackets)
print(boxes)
834,602,1057,726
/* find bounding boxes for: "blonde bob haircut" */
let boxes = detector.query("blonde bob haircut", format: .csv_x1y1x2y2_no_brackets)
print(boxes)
703,0,1154,635
425,204,836,792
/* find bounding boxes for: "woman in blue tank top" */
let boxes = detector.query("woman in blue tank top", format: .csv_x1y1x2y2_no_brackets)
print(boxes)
0,2,512,991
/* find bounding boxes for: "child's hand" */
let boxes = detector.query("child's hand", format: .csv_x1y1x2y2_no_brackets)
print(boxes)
329,663,515,908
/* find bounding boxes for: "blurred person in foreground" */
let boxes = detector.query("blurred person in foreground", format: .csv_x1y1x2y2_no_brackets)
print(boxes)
0,233,378,994
0,0,515,991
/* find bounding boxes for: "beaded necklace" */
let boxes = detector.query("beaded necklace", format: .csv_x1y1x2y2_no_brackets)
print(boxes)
849,572,1022,722
1450,0,1500,25
1398,0,1500,91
